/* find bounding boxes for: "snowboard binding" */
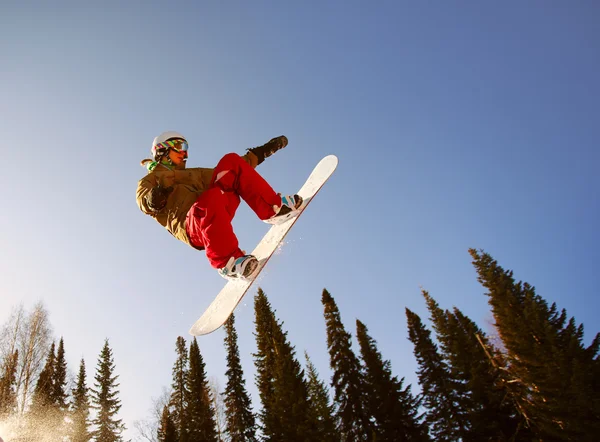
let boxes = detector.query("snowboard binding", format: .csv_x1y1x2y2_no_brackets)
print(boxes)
218,255,260,280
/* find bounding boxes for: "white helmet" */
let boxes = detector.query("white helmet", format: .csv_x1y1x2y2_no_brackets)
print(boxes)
151,131,187,160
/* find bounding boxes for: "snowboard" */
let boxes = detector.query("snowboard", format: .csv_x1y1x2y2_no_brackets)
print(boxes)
189,154,339,336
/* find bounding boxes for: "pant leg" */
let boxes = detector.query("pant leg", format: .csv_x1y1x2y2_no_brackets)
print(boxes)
186,187,244,269
211,153,281,220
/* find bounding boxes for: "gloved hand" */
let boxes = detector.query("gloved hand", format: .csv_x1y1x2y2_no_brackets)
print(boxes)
248,135,288,165
146,184,174,213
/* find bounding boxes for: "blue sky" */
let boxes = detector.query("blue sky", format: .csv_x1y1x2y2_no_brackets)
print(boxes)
1,1,599,439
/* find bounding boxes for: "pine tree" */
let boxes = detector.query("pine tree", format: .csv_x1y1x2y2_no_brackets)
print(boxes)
254,288,314,441
0,350,19,417
187,338,218,441
422,291,527,441
321,289,372,441
90,339,126,442
304,352,339,442
52,337,68,410
157,405,177,442
223,314,257,442
26,342,68,439
470,248,600,440
71,358,91,442
30,342,56,411
356,320,430,441
253,289,279,439
405,308,465,441
169,336,190,442
28,339,69,436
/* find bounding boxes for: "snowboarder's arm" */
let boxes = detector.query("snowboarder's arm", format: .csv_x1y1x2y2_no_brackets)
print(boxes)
242,151,259,168
246,136,288,166
145,167,209,190
136,174,156,215
136,174,173,215
137,168,214,215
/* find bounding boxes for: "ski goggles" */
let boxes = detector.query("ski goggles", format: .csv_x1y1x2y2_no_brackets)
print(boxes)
158,139,188,153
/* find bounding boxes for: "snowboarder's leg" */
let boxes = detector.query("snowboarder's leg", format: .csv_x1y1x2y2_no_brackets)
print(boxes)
186,188,245,269
211,153,281,220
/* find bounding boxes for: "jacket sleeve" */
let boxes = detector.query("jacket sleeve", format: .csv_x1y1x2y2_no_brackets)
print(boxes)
136,169,192,215
242,151,259,168
136,167,215,216
245,136,287,166
136,173,160,216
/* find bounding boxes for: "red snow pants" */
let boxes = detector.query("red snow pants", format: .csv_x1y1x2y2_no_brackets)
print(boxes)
185,153,281,269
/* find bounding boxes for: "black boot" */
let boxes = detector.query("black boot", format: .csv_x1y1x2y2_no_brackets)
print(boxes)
248,135,288,165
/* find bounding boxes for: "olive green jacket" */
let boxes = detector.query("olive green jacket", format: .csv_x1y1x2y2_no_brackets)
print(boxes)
136,152,258,248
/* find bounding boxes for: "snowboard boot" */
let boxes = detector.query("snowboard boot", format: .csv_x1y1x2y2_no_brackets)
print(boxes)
265,194,303,225
218,255,259,280
247,136,288,165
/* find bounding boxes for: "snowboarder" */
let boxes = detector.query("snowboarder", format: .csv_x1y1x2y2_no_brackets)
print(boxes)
137,131,303,279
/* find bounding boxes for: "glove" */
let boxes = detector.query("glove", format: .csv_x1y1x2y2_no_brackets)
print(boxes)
248,135,288,165
146,185,174,213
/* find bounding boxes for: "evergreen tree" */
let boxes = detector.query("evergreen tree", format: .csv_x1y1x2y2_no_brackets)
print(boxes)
405,308,465,441
28,339,69,436
0,350,19,417
71,358,91,442
27,342,68,438
187,338,218,441
157,405,177,442
356,320,430,441
52,337,68,410
90,339,126,442
254,288,314,441
304,352,339,442
169,336,190,442
253,289,279,439
422,291,527,441
470,248,600,441
223,314,257,442
31,342,56,411
321,289,372,441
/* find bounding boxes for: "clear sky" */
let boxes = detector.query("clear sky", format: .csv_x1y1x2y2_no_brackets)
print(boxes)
1,1,599,440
